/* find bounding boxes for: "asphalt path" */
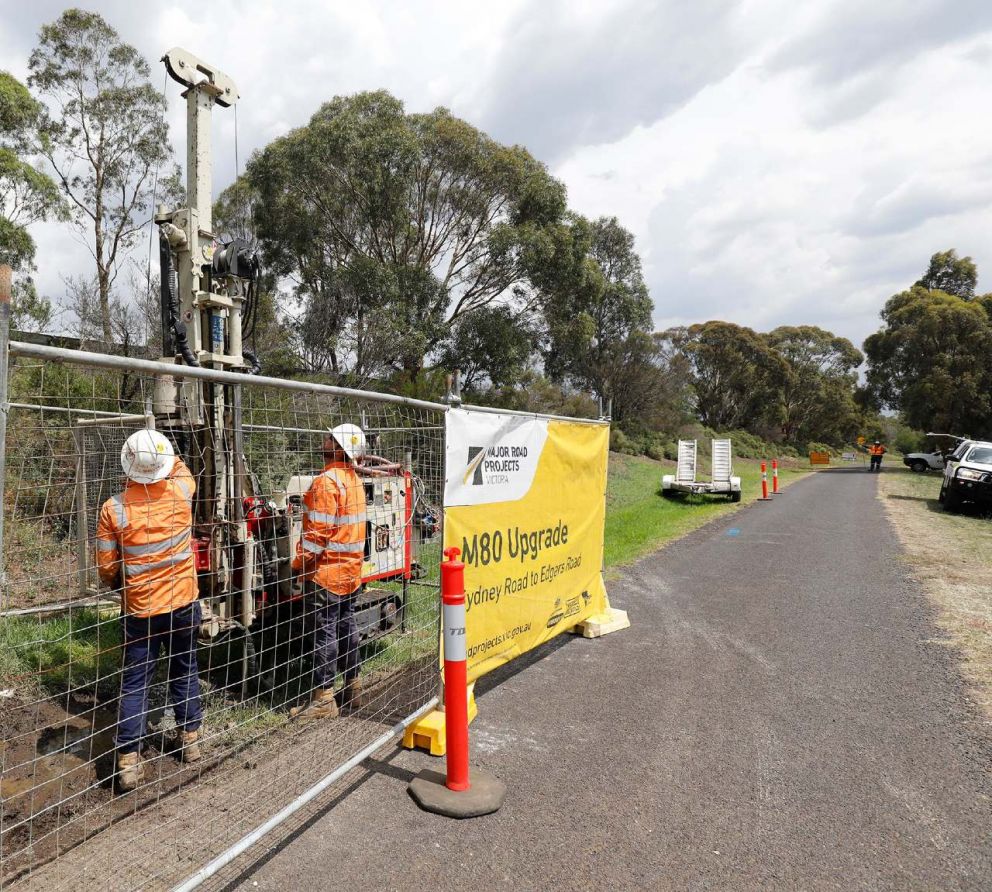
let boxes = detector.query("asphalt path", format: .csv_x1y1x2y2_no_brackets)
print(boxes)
233,470,992,891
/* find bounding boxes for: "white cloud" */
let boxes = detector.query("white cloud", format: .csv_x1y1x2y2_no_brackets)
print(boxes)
2,0,992,351
561,9,992,346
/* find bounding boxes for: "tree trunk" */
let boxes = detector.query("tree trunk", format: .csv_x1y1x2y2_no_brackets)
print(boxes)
401,353,423,386
97,268,112,347
94,202,112,346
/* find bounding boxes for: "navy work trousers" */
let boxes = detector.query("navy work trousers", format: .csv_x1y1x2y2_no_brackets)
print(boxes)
116,601,203,754
311,585,360,689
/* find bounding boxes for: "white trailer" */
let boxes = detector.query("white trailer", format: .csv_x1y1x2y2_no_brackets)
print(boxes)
662,439,742,502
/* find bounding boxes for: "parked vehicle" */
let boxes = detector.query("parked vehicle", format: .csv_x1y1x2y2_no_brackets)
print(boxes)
902,450,945,473
938,439,992,512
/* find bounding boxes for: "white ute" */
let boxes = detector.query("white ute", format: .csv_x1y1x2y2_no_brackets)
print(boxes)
939,438,992,512
902,450,945,473
662,439,742,502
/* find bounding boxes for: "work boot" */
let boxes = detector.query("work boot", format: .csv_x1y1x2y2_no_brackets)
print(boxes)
116,751,144,792
340,678,367,712
290,688,339,720
172,729,202,763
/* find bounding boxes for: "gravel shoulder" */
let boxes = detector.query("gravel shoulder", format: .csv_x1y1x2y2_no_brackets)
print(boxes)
877,466,992,719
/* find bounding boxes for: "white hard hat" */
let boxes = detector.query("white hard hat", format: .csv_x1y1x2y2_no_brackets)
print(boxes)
121,429,175,483
328,423,366,462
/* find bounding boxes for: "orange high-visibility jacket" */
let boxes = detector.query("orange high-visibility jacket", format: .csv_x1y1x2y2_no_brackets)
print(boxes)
869,444,886,456
96,458,197,618
292,460,367,596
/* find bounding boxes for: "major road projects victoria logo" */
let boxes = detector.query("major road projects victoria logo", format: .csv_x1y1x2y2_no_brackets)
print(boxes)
464,444,529,487
445,410,548,507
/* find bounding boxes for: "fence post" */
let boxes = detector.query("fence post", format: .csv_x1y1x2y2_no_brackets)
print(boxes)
401,448,413,632
0,265,10,606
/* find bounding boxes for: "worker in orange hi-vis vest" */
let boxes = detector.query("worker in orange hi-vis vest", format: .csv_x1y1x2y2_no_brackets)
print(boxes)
868,440,887,473
96,429,202,792
291,423,369,720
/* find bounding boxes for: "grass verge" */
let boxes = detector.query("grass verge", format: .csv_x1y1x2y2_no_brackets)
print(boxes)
877,467,992,718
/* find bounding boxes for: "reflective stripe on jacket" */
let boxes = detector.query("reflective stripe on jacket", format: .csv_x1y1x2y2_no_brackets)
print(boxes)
293,460,367,596
96,458,197,617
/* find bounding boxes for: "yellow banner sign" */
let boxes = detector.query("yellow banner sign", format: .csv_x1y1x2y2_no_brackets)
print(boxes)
443,409,609,682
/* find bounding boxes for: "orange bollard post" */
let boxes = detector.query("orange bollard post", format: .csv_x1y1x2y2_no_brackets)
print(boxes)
772,459,780,494
408,548,505,818
441,547,469,791
758,460,772,501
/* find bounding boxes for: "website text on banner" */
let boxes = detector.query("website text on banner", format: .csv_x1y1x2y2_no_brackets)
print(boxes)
443,409,609,682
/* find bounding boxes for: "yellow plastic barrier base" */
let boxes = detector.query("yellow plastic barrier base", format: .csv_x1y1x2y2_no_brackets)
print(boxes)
570,606,630,639
402,683,478,756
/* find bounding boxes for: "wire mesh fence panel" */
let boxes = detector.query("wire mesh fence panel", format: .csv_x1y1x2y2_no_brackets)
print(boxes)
0,351,444,890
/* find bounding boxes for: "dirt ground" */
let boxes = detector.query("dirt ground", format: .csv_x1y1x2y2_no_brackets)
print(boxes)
877,467,992,718
0,687,244,886
1,656,435,890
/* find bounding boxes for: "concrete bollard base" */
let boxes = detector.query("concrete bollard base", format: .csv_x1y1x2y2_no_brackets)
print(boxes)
408,767,505,819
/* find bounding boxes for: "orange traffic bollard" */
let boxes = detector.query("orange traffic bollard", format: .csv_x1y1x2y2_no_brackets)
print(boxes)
758,461,772,501
441,547,470,791
772,459,780,494
408,548,505,818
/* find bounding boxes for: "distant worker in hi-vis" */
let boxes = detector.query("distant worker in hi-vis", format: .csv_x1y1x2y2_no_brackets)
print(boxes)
96,430,203,792
869,440,887,473
291,423,369,719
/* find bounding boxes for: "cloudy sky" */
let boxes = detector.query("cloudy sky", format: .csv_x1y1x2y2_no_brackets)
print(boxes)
2,0,991,349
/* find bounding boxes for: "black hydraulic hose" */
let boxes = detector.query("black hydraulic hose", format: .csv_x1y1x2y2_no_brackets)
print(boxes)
159,232,176,358
242,349,262,375
159,230,200,368
240,256,263,374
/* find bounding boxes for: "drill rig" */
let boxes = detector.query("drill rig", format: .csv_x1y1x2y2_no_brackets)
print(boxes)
73,49,434,648
152,47,256,639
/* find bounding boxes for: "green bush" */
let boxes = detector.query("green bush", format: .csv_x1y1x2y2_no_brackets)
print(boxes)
609,423,798,464
805,441,838,456
609,429,640,455
645,442,666,461
724,429,769,459
893,427,925,455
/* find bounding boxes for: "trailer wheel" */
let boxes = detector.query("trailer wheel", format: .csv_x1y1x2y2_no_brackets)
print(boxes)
380,596,402,633
730,490,742,503
662,489,678,500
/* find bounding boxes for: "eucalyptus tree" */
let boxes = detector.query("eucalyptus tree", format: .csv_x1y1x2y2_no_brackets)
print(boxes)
247,90,567,380
29,9,176,344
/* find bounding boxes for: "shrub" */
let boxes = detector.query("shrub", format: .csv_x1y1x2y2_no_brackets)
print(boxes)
645,442,666,461
610,429,640,455
893,427,925,455
805,441,837,456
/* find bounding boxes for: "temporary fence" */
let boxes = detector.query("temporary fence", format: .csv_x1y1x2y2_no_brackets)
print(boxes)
0,340,447,890
0,333,614,891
